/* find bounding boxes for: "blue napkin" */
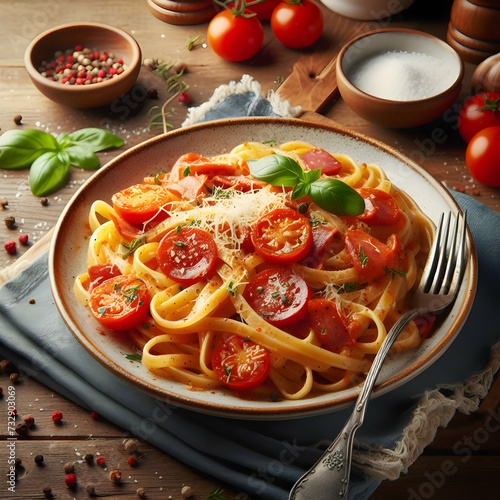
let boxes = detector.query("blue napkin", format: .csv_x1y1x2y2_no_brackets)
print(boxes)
1,77,499,500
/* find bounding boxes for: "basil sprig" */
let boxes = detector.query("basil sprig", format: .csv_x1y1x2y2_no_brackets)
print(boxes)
248,154,365,216
0,127,124,196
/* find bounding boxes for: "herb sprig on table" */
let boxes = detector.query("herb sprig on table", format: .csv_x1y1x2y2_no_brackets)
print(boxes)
0,127,124,196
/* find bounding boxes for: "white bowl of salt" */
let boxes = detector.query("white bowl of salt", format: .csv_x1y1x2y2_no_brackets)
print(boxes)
336,28,464,128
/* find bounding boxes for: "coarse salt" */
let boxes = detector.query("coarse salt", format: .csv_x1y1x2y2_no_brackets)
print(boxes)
349,50,456,101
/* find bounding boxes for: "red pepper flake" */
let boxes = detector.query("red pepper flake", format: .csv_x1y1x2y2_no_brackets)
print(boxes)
18,233,29,245
127,456,136,466
4,240,16,254
65,473,77,487
90,410,99,420
52,410,63,422
96,456,105,466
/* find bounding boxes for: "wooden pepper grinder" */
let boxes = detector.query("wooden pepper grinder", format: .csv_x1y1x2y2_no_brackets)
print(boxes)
147,0,217,25
446,0,500,64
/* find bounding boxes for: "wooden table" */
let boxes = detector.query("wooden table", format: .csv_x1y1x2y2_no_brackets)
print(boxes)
1,0,499,498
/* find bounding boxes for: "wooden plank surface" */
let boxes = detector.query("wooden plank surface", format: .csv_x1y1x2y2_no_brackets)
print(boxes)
1,0,500,499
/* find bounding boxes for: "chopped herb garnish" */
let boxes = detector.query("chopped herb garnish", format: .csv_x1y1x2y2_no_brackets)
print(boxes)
256,286,264,294
262,139,277,146
384,266,407,277
115,283,139,303
122,236,145,258
271,292,280,298
281,295,290,305
142,323,150,329
173,241,186,247
320,328,325,333
243,337,251,341
126,354,142,362
359,246,368,267
310,218,327,227
208,487,234,500
227,282,237,296
337,282,357,293
97,306,107,316
183,166,190,176
224,365,232,383
186,34,201,51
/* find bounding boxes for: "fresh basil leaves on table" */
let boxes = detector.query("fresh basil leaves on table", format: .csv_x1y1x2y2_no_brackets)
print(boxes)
248,154,365,216
0,128,124,196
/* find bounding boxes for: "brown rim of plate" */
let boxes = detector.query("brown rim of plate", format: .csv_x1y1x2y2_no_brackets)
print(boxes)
49,117,477,418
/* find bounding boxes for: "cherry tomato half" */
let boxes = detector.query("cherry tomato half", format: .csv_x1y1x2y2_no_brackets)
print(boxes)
356,188,401,226
458,92,500,143
89,274,151,331
157,226,218,286
271,0,323,49
251,208,313,264
112,184,174,225
212,335,271,390
244,267,312,327
465,126,500,187
308,299,354,352
207,10,263,62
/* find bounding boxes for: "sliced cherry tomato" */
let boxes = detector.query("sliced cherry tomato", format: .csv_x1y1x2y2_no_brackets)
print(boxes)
112,184,174,225
356,188,401,225
88,263,122,291
89,274,151,331
157,226,218,286
271,0,323,49
207,9,263,62
300,148,342,176
458,92,500,143
344,230,402,282
414,313,437,339
308,299,354,352
251,208,313,264
465,126,500,187
243,268,312,327
212,335,271,390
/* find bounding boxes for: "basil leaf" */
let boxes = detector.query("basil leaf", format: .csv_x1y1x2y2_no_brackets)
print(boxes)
29,150,70,196
248,154,304,187
62,127,124,152
64,144,100,170
308,179,365,216
291,181,311,200
0,129,60,170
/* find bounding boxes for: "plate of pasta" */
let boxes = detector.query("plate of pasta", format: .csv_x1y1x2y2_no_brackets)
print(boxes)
49,117,476,419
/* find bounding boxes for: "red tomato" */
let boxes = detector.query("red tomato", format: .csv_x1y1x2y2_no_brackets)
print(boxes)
112,184,174,225
207,10,263,62
356,188,401,226
251,208,313,264
458,92,500,143
308,299,354,352
89,275,151,331
344,230,402,282
465,126,500,187
271,0,323,49
157,226,218,286
300,148,342,176
88,263,121,291
243,268,312,327
212,335,271,390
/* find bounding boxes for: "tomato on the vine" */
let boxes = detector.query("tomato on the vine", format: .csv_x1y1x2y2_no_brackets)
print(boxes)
89,275,151,331
465,126,500,187
271,0,323,49
228,0,281,19
212,335,271,390
458,92,500,143
207,8,263,62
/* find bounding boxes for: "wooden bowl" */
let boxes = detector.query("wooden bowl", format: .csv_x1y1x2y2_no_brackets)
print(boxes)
336,29,464,128
25,23,142,108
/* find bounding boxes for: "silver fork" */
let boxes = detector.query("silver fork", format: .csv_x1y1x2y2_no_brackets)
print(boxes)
289,211,468,500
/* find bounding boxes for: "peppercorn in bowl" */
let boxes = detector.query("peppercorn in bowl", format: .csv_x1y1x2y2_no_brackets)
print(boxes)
25,23,141,108
336,28,464,128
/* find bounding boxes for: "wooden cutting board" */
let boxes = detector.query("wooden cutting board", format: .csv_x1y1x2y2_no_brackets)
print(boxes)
276,15,366,122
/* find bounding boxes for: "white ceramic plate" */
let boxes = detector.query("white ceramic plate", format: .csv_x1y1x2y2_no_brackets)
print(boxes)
49,117,477,419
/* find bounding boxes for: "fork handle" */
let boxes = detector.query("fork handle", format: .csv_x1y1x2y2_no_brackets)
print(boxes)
289,309,425,500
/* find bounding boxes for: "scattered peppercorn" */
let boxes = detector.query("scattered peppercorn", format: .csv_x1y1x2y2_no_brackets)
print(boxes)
4,240,16,254
0,198,8,209
124,438,139,454
90,410,99,420
96,456,105,466
64,461,74,474
42,485,52,498
178,91,191,104
181,485,193,498
24,414,34,428
84,453,94,464
0,359,14,373
127,456,136,466
64,473,77,487
136,487,146,498
29,298,36,304
40,197,49,206
147,88,158,99
35,454,44,465
270,390,280,402
108,469,122,482
3,216,16,229
14,115,23,126
15,423,28,435
472,188,480,196
52,410,63,422
297,202,309,214
0,387,3,397
10,372,19,383
85,483,96,496
18,233,29,245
